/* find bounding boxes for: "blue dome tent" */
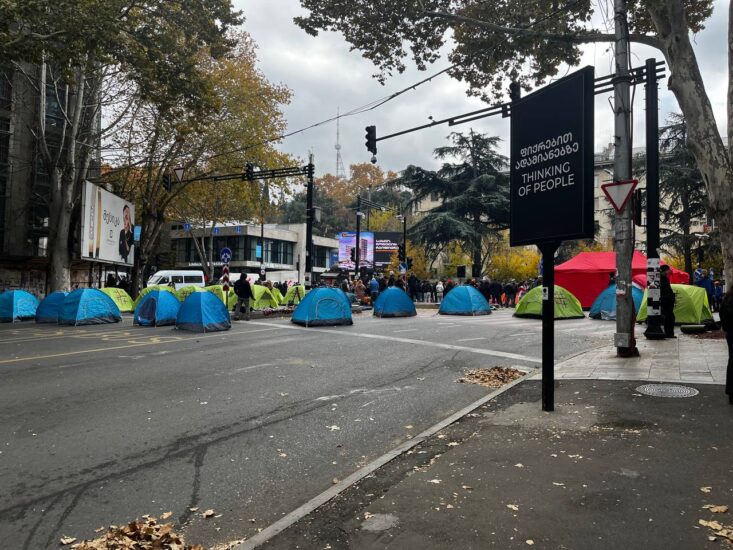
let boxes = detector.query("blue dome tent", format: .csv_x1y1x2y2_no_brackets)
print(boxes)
291,287,353,327
0,290,39,322
35,291,68,323
176,291,230,332
439,286,491,316
59,288,122,325
589,284,644,320
373,287,417,318
134,290,181,327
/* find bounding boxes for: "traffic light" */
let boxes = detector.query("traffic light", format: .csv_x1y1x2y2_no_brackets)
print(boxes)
350,248,356,262
306,162,314,180
163,174,172,192
365,125,377,155
244,162,254,181
398,244,405,262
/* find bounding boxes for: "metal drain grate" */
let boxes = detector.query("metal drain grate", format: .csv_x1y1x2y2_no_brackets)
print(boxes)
635,384,699,398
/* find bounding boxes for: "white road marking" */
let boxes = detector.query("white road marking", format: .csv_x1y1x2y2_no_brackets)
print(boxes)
393,329,418,333
247,321,540,364
456,337,486,342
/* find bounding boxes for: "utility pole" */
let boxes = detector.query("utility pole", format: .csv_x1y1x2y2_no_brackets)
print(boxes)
305,154,315,288
644,57,665,339
613,0,637,357
260,180,268,280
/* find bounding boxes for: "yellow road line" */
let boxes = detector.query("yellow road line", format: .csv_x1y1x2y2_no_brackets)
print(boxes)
0,326,286,365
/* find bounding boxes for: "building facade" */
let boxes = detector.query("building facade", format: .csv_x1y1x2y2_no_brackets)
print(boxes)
169,222,338,283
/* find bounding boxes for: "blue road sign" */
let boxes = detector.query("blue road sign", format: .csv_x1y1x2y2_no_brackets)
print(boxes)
183,223,191,232
220,247,232,264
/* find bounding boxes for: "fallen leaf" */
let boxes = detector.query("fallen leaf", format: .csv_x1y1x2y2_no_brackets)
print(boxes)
447,442,459,447
702,505,729,513
446,504,454,509
332,478,339,484
708,536,717,541
515,463,524,468
202,509,215,518
404,425,414,429
428,479,442,484
364,512,374,519
526,540,535,546
699,519,723,530
160,511,172,520
189,507,199,512
437,434,447,439
701,487,713,493
327,425,341,432
462,485,473,491
507,504,519,511
278,453,287,458
60,536,76,545
553,482,565,487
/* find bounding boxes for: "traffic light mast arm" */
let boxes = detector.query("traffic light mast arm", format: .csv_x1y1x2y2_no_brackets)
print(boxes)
174,165,308,185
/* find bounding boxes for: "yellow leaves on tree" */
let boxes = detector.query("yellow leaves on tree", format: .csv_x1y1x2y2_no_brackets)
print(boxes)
316,163,397,207
487,238,540,282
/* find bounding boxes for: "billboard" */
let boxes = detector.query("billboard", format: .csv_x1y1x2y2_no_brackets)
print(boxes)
510,66,594,246
338,231,374,270
80,181,136,265
374,232,401,268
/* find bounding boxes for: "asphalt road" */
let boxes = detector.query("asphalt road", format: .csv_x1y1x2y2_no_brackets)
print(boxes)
0,308,615,549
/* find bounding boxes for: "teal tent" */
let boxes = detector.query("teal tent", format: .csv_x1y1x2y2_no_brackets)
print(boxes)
439,286,491,316
59,288,122,325
176,291,231,332
292,287,352,327
35,291,68,323
134,290,181,326
373,288,417,318
0,290,39,322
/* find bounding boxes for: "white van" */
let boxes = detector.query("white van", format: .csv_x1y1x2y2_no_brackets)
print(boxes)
147,270,205,291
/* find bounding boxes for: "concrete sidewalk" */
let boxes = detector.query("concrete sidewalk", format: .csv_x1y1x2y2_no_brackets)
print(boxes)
536,332,728,385
255,330,732,550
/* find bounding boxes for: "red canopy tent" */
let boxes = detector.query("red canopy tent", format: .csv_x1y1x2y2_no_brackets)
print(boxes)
555,251,689,308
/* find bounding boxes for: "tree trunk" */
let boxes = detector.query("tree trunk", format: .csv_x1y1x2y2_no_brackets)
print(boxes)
47,168,73,290
647,0,733,284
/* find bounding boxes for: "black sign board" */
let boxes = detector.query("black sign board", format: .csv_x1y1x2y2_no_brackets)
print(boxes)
374,232,401,268
510,66,594,246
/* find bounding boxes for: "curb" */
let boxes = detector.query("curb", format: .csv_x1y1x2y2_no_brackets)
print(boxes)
233,371,532,550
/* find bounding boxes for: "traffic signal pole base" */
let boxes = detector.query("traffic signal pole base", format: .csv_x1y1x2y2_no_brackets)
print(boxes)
643,315,666,340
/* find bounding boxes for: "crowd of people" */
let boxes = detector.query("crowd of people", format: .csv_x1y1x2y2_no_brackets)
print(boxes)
334,272,543,307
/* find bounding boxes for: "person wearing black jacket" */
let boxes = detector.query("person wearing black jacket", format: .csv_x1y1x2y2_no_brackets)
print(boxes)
660,265,676,338
233,276,254,321
718,286,733,404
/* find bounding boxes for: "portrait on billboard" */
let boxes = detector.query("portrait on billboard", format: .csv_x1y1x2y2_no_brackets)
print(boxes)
81,181,136,266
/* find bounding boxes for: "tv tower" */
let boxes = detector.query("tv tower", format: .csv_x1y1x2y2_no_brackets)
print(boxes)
335,107,346,179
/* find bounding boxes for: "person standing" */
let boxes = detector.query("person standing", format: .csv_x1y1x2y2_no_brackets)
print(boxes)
435,280,444,303
369,275,379,304
696,269,714,309
233,276,253,321
718,286,733,404
660,265,676,338
713,280,723,312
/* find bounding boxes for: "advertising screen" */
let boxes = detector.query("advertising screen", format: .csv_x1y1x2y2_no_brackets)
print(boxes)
338,231,374,270
80,181,136,265
374,232,401,268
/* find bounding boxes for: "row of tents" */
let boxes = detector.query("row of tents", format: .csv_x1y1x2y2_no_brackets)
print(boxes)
0,288,232,332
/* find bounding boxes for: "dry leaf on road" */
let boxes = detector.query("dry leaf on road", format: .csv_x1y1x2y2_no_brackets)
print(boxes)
699,519,723,530
202,509,215,518
60,536,76,545
161,511,173,520
700,486,713,493
428,479,442,484
703,505,729,513
507,504,519,511
327,425,341,431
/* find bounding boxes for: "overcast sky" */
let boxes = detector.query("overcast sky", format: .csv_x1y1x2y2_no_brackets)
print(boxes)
237,0,728,178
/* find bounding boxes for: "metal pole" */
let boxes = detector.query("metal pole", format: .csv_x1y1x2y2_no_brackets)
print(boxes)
402,214,407,263
613,0,638,356
305,154,314,288
367,185,371,231
644,57,665,339
540,242,559,412
355,195,361,278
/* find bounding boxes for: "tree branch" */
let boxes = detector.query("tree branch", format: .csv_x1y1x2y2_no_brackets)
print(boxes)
423,11,664,50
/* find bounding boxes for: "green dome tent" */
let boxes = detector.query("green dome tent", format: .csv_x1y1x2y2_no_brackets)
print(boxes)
100,287,134,313
270,287,284,305
514,285,585,319
204,284,229,305
176,285,206,302
282,285,307,306
637,284,714,325
251,285,279,310
133,285,176,308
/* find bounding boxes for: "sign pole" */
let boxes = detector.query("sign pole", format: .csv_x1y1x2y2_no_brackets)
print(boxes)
355,195,361,278
540,242,559,412
305,155,315,288
643,57,665,340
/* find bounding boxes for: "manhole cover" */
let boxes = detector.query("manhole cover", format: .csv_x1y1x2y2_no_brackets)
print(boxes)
635,384,699,398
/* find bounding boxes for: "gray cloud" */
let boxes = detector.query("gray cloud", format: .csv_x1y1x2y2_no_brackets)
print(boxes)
238,0,728,177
